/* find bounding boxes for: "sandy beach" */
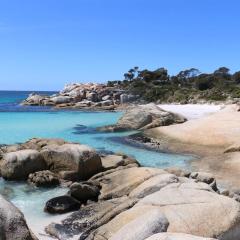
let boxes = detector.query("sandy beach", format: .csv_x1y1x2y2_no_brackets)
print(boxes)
159,104,223,120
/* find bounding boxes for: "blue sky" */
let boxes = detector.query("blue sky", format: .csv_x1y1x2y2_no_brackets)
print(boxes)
0,0,240,90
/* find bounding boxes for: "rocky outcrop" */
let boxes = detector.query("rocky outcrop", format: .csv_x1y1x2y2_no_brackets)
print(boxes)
45,197,133,239
46,164,240,240
129,173,178,199
190,171,218,191
98,104,186,132
44,195,81,214
41,143,103,180
0,149,47,180
0,194,36,240
95,167,167,200
2,138,240,240
108,210,169,240
0,138,66,153
0,138,138,183
135,182,240,238
21,93,50,106
28,170,60,187
50,96,72,104
91,181,240,240
69,181,100,202
21,83,138,110
101,154,139,171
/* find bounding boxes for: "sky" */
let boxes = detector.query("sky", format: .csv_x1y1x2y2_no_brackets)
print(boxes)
0,0,240,91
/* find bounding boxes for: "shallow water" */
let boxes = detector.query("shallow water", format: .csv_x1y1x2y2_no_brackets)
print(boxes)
0,178,68,238
0,110,190,167
0,91,192,238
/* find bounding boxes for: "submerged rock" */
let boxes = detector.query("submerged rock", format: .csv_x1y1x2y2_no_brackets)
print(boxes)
44,195,81,214
0,194,36,240
1,149,47,180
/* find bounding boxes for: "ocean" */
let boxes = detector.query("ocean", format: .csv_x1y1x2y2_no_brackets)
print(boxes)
0,90,192,238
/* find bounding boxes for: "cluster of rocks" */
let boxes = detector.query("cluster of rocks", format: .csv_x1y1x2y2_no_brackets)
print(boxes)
0,138,138,239
1,138,240,240
45,162,240,240
21,83,138,110
98,103,186,132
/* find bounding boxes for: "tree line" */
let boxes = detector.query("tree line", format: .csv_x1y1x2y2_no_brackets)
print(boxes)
107,67,240,103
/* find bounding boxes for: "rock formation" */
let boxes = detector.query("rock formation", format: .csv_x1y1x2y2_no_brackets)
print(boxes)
21,83,138,110
98,103,186,131
0,195,36,240
1,138,240,240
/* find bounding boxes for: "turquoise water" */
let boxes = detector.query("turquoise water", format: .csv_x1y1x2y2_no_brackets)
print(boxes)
0,111,191,168
0,91,192,238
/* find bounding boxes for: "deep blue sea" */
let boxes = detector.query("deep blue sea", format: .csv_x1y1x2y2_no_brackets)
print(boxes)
0,90,192,237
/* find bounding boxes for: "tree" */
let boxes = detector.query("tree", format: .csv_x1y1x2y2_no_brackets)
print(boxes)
138,68,169,82
195,74,213,90
123,72,134,81
124,67,140,81
214,67,230,76
178,68,200,79
232,71,240,84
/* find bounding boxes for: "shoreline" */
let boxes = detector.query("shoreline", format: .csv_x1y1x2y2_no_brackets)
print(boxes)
2,101,240,239
138,104,240,190
125,130,240,191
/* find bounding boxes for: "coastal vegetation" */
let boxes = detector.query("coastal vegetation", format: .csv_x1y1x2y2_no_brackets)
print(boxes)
108,67,240,103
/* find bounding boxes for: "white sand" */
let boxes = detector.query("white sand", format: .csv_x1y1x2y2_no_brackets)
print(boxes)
147,104,240,189
159,104,223,120
150,104,240,147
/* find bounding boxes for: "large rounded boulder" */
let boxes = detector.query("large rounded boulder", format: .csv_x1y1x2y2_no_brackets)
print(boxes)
98,103,186,132
41,143,102,180
28,170,60,187
1,149,47,180
69,182,100,202
0,194,36,240
44,195,81,214
108,209,169,240
50,96,72,104
21,93,48,106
